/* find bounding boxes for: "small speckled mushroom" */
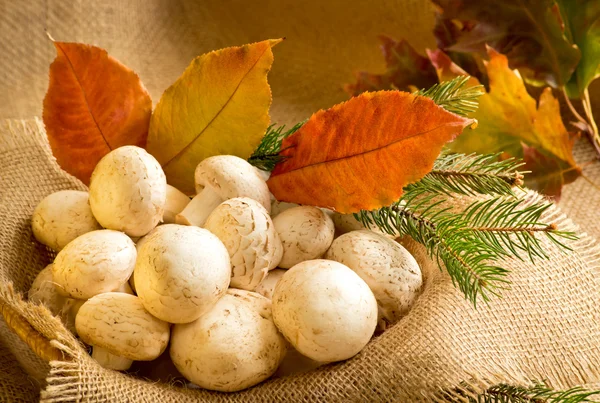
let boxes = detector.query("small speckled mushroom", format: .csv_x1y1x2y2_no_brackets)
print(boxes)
76,292,170,361
28,264,134,334
92,346,133,371
325,230,422,330
52,230,137,299
254,269,286,300
31,190,102,251
134,224,231,323
270,200,299,218
89,146,167,237
162,185,190,224
272,259,377,363
331,212,398,239
170,290,287,392
204,197,282,291
28,264,68,315
272,206,335,269
176,155,271,227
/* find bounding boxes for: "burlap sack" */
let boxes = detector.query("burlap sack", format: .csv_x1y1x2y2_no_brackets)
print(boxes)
1,118,600,402
2,1,600,401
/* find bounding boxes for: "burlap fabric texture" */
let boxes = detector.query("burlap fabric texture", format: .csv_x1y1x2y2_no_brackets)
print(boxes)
2,0,600,401
1,117,600,402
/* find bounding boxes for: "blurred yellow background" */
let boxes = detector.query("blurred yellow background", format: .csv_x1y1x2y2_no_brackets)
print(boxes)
0,0,437,123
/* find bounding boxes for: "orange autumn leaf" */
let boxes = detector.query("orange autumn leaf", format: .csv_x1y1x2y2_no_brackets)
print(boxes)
267,91,474,213
43,42,152,185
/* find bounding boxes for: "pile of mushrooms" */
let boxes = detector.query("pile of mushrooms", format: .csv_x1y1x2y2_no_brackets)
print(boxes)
28,145,423,392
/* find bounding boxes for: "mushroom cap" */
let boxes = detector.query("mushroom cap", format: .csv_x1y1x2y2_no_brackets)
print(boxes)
331,212,397,238
92,346,133,371
254,269,286,300
272,259,377,363
226,288,273,320
272,206,335,268
52,230,137,299
31,190,102,251
170,292,286,392
28,264,68,315
134,224,231,323
194,155,271,213
325,230,422,329
89,146,167,237
76,292,170,361
204,197,282,291
270,200,299,218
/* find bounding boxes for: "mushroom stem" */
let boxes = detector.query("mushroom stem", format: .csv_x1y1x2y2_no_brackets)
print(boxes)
92,346,133,371
176,188,224,227
163,185,191,224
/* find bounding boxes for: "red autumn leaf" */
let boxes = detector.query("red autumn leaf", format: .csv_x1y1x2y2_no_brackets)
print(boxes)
43,42,152,184
267,91,474,213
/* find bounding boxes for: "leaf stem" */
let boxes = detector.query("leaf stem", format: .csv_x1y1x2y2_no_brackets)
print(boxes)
581,173,600,192
580,89,600,158
583,88,599,136
562,87,588,126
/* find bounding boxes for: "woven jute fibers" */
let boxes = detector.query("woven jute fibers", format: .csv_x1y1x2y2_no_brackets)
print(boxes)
1,119,600,402
2,0,600,401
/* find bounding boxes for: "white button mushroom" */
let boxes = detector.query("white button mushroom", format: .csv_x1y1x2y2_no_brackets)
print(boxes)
113,280,135,295
272,259,378,363
89,146,167,237
28,264,68,315
134,224,231,324
325,230,422,330
253,166,271,182
76,292,170,361
162,185,190,224
225,288,275,319
62,277,132,336
52,230,137,299
92,346,133,371
270,200,299,218
176,155,271,227
31,190,102,251
331,212,398,239
254,268,286,300
272,206,335,269
204,197,282,291
170,290,287,392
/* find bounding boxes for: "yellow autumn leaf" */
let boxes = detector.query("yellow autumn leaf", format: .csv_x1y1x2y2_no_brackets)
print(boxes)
429,47,580,196
147,39,281,193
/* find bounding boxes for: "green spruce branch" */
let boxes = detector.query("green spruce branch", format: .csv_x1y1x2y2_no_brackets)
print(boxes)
355,172,576,304
251,76,577,305
415,75,484,117
248,121,304,171
470,382,600,403
427,153,526,197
